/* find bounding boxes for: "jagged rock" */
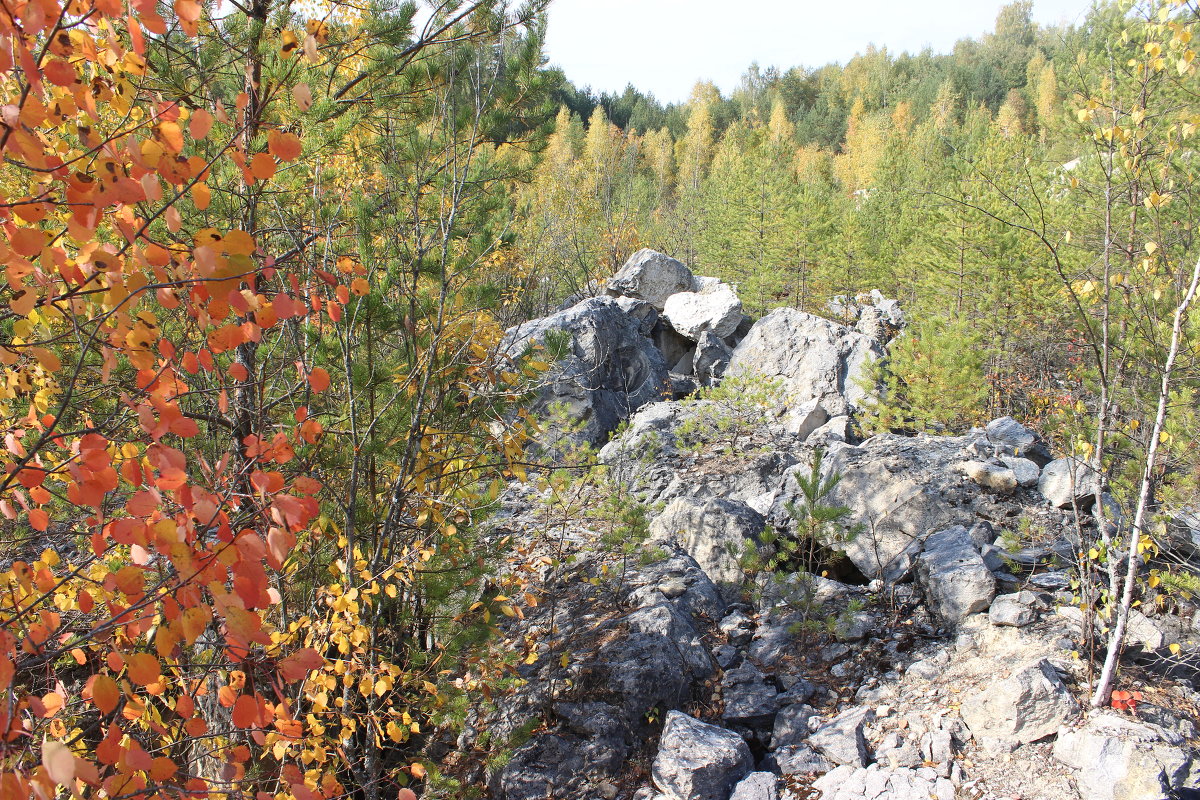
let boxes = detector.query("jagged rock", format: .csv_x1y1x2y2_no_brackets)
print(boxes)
989,591,1038,627
1053,712,1194,800
588,602,716,730
1127,608,1170,651
813,765,955,800
877,731,923,769
761,743,832,776
808,706,873,767
776,432,1000,579
984,416,1050,462
958,460,1018,493
1039,457,1101,509
626,552,728,622
615,296,660,336
494,729,627,800
728,772,777,800
771,703,818,749
664,284,744,341
608,249,695,310
790,399,829,441
916,526,996,627
960,658,1079,748
856,306,887,343
649,498,763,593
652,711,753,800
1002,456,1042,487
725,307,883,425
721,662,780,727
693,331,732,386
719,610,754,647
692,275,723,293
502,297,669,446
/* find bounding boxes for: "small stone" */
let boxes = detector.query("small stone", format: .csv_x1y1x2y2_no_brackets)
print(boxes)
808,706,873,767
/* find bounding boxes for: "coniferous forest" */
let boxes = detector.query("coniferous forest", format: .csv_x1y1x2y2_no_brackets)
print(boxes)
4,0,1200,798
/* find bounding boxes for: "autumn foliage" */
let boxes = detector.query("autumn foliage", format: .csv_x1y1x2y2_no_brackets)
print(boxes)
0,0,549,797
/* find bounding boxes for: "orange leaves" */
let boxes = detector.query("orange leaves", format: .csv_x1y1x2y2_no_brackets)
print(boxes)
268,130,302,162
189,108,213,140
277,648,324,682
89,676,120,714
125,654,161,686
250,152,276,181
156,121,184,154
231,693,259,728
307,367,330,393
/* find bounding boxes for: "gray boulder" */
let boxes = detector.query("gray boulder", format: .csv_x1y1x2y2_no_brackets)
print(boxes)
771,703,819,750
694,331,733,387
725,308,883,426
808,706,873,767
1053,712,1194,800
1002,456,1042,488
916,526,996,627
652,711,753,800
608,249,695,309
615,296,660,336
762,743,832,776
1039,457,1101,509
502,297,669,447
960,658,1079,747
721,662,780,727
989,591,1038,627
664,284,744,341
728,773,777,800
649,498,763,593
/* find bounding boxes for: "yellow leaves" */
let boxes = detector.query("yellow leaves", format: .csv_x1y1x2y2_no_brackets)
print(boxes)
156,121,184,154
1145,191,1171,209
281,30,300,59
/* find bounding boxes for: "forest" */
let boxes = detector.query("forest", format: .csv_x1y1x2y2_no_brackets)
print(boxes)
2,0,1200,798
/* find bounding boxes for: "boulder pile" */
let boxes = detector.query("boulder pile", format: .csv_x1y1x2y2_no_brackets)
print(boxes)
469,252,1200,800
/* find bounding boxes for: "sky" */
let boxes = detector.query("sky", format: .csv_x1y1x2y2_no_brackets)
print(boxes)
542,0,1097,104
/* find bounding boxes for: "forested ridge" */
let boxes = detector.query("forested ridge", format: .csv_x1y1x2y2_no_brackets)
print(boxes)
3,0,1200,798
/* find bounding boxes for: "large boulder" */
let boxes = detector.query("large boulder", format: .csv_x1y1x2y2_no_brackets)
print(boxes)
959,658,1079,748
502,297,670,447
916,526,996,627
607,249,696,310
725,308,883,428
652,711,754,800
663,284,744,341
1039,457,1101,509
693,331,733,387
649,498,764,593
1053,712,1195,800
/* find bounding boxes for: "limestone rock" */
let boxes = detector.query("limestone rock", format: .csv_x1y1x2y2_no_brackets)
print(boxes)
1053,712,1193,800
771,703,818,750
958,460,1018,494
1002,456,1041,488
1039,457,1101,509
693,331,733,387
502,297,669,447
725,307,883,425
720,662,780,727
663,284,744,341
989,591,1038,627
608,249,695,309
916,526,996,627
813,764,955,800
960,658,1079,747
728,772,777,800
652,711,753,800
808,706,873,767
649,498,764,593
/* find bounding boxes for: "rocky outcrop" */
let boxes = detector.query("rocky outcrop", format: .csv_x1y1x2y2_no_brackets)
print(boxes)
502,296,670,447
725,307,883,427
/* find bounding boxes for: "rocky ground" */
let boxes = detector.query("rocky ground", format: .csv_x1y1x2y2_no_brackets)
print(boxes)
462,250,1200,800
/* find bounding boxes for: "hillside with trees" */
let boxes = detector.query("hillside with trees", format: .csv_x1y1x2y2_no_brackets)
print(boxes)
3,0,1200,799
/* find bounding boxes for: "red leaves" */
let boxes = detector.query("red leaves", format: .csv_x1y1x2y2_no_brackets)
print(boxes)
307,367,330,392
1111,689,1143,712
268,130,302,162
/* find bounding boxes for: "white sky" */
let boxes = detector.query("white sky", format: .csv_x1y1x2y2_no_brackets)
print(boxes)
543,0,1097,104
